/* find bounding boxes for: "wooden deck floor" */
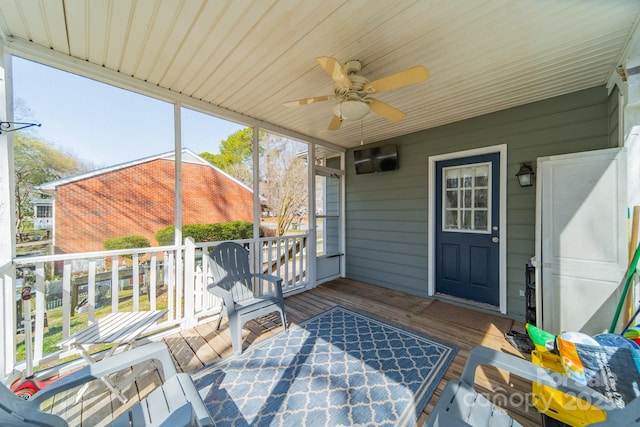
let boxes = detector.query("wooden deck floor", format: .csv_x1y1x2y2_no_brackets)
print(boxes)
50,278,543,426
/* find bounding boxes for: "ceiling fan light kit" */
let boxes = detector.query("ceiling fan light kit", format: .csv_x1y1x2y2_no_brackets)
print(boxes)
283,56,429,131
333,100,370,121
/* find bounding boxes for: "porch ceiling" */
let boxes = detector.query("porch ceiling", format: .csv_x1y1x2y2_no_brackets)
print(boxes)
0,1,639,149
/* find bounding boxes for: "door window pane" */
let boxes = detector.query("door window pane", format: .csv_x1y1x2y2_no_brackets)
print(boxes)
463,190,472,207
442,162,491,232
445,170,458,188
474,211,488,229
475,174,488,186
475,189,488,208
446,190,458,209
445,211,458,228
445,190,458,208
462,210,472,229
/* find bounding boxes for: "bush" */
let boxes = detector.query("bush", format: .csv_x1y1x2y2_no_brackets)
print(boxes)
103,235,150,250
155,221,260,245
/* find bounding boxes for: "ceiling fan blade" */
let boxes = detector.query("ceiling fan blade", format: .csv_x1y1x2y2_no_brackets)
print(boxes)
283,95,335,107
316,56,352,89
368,98,406,122
328,114,343,130
363,65,428,94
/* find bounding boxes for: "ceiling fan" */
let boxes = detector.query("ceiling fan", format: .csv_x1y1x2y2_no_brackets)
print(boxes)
283,56,429,130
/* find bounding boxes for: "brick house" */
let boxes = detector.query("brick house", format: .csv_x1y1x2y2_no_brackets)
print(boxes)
39,149,253,254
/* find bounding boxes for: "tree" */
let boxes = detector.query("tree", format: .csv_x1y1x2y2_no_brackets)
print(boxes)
261,135,308,236
201,127,308,237
14,132,86,231
199,128,263,187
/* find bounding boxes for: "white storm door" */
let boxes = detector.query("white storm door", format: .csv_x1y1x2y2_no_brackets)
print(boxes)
537,148,627,335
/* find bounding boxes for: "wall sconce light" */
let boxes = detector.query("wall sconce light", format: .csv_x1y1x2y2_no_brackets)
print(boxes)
516,163,535,187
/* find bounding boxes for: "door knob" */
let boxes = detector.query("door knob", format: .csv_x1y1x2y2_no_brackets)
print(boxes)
492,237,499,243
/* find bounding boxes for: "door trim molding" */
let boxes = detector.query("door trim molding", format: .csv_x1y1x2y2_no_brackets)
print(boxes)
428,144,508,314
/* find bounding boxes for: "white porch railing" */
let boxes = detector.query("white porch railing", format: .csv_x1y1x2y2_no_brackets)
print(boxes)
6,234,308,373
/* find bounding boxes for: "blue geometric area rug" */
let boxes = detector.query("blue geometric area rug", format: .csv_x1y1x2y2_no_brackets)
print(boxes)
193,306,457,426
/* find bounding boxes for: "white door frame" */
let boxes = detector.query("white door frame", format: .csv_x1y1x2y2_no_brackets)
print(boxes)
314,164,345,285
428,144,508,313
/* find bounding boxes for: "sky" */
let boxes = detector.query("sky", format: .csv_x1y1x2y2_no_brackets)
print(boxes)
12,57,245,167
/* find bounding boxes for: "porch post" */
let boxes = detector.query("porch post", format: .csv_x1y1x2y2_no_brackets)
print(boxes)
252,126,261,275
174,104,183,245
252,126,260,241
0,43,16,377
308,143,316,288
173,104,184,321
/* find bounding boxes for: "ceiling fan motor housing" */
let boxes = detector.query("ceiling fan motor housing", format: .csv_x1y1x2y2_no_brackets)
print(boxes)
343,60,362,74
334,74,369,99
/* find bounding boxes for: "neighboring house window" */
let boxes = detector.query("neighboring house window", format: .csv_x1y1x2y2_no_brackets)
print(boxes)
36,205,52,218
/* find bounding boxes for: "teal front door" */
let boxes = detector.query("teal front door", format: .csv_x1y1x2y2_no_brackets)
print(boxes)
435,153,500,306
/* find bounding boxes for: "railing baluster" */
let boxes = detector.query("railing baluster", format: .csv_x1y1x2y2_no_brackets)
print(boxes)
167,252,176,321
299,236,305,284
290,236,295,288
149,252,157,311
88,259,96,321
62,261,71,339
184,238,195,328
111,257,119,313
195,264,203,311
173,250,182,321
34,262,45,364
268,240,274,293
201,245,209,310
132,254,139,312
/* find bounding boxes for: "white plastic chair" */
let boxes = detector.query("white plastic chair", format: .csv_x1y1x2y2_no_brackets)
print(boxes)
207,241,288,354
1,342,214,427
424,346,640,427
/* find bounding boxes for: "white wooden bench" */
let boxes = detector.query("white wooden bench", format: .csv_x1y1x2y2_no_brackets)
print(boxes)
57,310,167,402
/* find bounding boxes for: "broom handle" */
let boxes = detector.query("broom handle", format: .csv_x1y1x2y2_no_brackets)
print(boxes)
631,207,640,264
623,207,640,326
609,241,640,333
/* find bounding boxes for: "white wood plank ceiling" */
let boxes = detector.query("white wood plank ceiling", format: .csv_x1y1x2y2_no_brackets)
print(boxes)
0,0,639,149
